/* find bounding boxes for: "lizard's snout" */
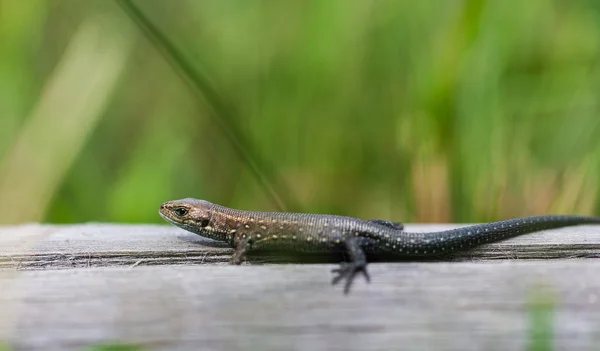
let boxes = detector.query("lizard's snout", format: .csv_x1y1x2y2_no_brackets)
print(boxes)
158,202,170,216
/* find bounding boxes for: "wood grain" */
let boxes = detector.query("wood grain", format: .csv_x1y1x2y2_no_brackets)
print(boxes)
1,223,600,350
1,223,600,269
1,262,600,351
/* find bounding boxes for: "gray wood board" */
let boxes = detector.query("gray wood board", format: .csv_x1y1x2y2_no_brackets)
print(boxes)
1,223,600,269
1,262,600,351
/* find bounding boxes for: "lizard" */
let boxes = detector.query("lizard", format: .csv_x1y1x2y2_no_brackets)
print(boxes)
159,198,600,294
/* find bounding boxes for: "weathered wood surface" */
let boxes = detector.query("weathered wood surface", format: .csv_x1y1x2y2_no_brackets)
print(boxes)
1,223,600,350
2,223,600,269
1,263,600,351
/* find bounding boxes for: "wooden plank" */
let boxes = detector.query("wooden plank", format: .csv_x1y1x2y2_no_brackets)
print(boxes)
1,223,600,269
1,262,600,351
0,224,231,269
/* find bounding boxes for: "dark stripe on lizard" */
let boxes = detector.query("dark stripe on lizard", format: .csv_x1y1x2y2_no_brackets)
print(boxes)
159,198,600,294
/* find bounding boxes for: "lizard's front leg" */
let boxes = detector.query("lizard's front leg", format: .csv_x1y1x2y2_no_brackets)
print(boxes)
331,237,370,294
230,234,250,265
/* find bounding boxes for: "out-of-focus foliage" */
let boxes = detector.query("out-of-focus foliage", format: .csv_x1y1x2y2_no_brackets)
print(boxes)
1,0,599,224
527,283,556,351
83,343,144,351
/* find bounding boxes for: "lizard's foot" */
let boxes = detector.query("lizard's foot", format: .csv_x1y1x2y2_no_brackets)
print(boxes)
229,249,246,265
229,256,245,265
230,237,249,265
331,261,370,294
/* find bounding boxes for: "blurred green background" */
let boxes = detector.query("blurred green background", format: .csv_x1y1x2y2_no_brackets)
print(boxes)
1,0,599,225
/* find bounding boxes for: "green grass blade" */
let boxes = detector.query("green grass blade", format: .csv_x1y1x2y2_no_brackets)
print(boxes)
115,0,299,212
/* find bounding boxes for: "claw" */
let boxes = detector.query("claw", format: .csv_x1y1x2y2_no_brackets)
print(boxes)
361,268,371,283
331,262,370,294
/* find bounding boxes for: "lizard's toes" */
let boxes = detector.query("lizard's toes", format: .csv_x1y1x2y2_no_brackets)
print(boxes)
331,262,369,294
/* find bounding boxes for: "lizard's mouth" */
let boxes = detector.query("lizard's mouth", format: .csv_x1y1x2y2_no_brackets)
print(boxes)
158,207,177,225
158,209,168,221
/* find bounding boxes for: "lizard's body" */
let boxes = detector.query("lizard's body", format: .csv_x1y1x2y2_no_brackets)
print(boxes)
159,198,600,293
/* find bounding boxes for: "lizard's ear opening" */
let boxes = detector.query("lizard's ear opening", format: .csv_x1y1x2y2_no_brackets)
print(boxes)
200,219,210,227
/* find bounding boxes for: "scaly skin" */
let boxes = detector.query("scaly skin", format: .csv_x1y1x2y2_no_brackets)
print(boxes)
159,198,600,294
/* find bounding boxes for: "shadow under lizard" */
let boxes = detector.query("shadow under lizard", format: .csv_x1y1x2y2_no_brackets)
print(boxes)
159,198,600,294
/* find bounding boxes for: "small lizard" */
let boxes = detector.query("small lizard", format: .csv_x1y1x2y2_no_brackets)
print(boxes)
159,198,600,294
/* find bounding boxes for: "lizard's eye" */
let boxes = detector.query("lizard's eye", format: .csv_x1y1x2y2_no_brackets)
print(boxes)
174,207,189,217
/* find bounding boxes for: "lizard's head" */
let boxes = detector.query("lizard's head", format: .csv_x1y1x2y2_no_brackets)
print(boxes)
159,198,215,236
